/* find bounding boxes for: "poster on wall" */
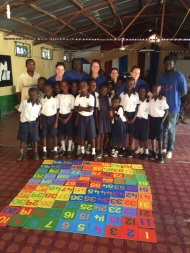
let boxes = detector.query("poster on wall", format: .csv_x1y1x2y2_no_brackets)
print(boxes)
0,55,13,87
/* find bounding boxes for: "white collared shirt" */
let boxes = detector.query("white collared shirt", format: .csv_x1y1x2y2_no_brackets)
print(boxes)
16,72,40,102
137,99,150,119
120,92,139,112
112,106,126,123
41,96,59,116
74,93,94,116
18,99,41,123
149,97,169,117
57,94,75,114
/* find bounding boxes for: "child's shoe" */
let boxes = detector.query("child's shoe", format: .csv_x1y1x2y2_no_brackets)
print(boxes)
127,148,133,158
54,151,58,159
97,151,103,159
158,153,164,163
103,150,108,157
78,153,85,160
165,151,172,159
86,144,91,154
92,154,98,161
150,151,157,160
67,151,72,158
112,151,118,157
34,151,39,160
17,153,24,162
144,154,149,160
42,151,47,159
59,150,66,157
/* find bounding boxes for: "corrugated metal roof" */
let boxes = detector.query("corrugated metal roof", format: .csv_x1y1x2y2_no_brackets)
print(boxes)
0,0,189,49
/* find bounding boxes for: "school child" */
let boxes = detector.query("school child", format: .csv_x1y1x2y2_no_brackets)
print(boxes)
37,77,46,102
115,77,124,94
57,80,75,158
86,78,99,154
55,81,62,95
17,87,41,162
149,84,169,163
110,96,126,157
74,80,97,161
71,80,79,152
96,84,112,158
120,77,139,158
134,85,150,160
107,81,115,100
40,83,59,159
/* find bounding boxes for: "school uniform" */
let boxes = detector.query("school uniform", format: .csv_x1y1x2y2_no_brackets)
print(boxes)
17,99,41,142
57,94,75,137
74,93,97,139
107,90,115,100
41,96,59,138
135,99,150,142
120,91,139,135
111,105,126,144
149,96,169,141
71,92,79,137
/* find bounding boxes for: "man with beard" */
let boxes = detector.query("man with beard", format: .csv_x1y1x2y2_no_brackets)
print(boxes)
159,54,187,158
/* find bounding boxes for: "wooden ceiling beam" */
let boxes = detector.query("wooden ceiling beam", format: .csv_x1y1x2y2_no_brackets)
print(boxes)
0,0,39,14
108,1,123,28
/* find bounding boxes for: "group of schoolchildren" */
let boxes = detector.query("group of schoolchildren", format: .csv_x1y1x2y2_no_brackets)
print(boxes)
17,75,169,164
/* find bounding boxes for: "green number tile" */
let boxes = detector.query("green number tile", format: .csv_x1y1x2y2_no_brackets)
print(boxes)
138,181,150,186
8,215,29,227
24,217,44,229
32,173,46,179
46,208,64,219
66,201,81,210
40,218,60,230
61,209,77,220
79,203,94,212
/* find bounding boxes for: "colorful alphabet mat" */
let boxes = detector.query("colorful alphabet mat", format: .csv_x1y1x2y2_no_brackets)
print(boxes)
0,160,157,243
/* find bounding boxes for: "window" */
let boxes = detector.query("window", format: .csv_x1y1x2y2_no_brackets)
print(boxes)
15,42,31,57
63,53,70,62
41,47,53,60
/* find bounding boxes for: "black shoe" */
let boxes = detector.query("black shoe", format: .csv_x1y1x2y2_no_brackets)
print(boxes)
144,154,149,160
78,153,85,160
54,151,58,158
135,152,143,158
103,150,108,157
150,151,157,160
67,151,72,158
118,148,126,157
158,153,164,163
34,151,39,160
92,154,98,161
127,148,133,158
59,150,66,157
17,153,24,162
97,151,103,159
42,151,47,159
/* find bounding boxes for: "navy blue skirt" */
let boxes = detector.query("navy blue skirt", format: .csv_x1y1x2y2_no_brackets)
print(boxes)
111,118,126,144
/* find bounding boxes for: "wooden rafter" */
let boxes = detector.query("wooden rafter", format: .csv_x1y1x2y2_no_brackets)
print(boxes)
108,1,123,28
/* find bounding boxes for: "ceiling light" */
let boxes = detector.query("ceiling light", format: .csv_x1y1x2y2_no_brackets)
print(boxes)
7,4,11,19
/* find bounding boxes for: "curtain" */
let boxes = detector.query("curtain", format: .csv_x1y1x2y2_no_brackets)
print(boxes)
119,55,128,78
128,52,138,72
105,60,112,79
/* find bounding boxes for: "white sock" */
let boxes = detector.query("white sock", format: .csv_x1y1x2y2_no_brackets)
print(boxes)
43,147,47,152
72,142,75,150
77,145,81,151
68,140,72,151
61,140,66,151
112,149,115,152
20,149,24,154
92,148,96,155
54,147,57,151
87,144,91,149
140,148,144,154
81,146,85,154
85,141,88,148
145,149,149,154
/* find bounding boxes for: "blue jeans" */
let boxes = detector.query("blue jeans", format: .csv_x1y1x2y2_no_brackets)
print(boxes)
163,113,179,152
